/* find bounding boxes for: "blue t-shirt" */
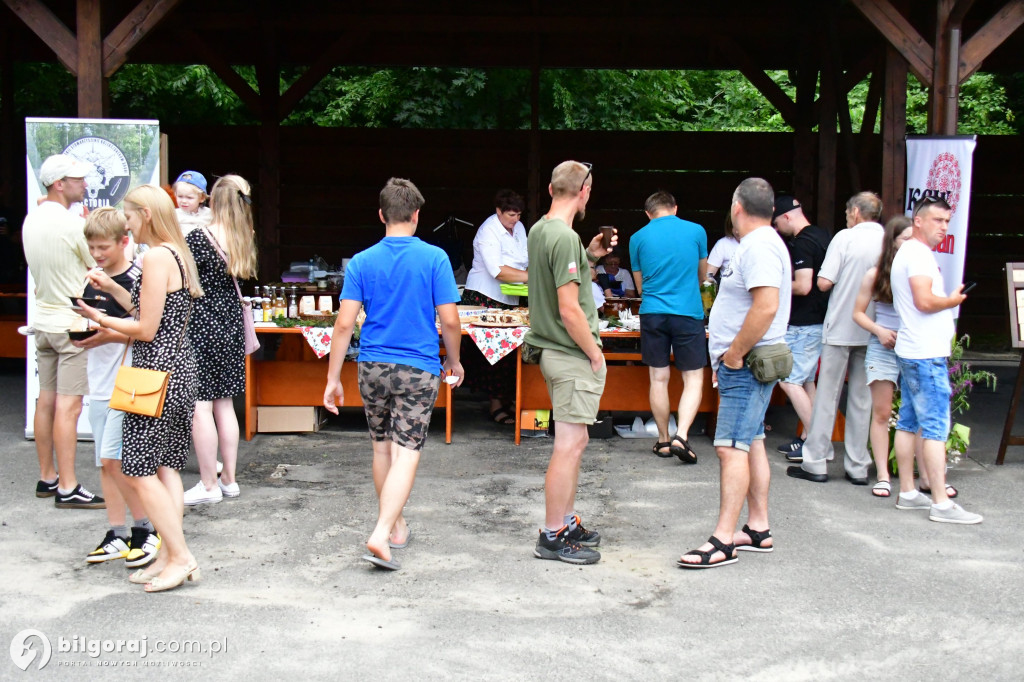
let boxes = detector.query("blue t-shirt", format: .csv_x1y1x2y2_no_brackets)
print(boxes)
629,215,708,318
341,236,460,375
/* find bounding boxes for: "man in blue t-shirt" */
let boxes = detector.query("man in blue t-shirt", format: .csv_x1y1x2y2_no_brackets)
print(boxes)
324,178,464,572
629,191,708,463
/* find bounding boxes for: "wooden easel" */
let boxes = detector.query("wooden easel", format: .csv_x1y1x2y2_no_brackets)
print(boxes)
997,262,1024,465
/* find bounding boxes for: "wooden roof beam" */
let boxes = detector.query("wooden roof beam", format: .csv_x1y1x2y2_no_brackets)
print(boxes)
102,0,182,77
849,0,934,83
948,0,978,27
3,0,78,74
277,33,374,121
959,0,1024,82
176,27,261,114
714,35,797,127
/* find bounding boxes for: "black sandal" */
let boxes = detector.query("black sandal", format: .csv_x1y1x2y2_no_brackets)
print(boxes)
652,441,673,458
669,434,697,464
919,484,958,499
489,407,515,425
677,535,738,569
734,524,774,553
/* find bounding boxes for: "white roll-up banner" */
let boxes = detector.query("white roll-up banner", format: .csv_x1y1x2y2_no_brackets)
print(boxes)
904,135,977,317
24,118,161,438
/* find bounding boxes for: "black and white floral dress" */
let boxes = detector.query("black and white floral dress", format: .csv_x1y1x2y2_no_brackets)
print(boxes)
185,228,245,401
121,247,198,477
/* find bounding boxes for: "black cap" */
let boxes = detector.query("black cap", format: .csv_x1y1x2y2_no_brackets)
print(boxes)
772,195,801,221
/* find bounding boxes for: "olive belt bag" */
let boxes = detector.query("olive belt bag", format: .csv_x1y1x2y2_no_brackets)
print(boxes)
745,343,793,384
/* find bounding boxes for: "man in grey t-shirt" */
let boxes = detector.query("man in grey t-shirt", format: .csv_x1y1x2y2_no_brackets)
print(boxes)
678,178,791,569
787,191,884,485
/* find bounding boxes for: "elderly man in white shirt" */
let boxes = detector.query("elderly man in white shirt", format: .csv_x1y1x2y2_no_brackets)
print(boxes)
461,189,529,424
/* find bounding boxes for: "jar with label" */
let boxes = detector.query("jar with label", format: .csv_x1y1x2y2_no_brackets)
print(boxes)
250,297,262,323
262,295,272,322
287,291,298,318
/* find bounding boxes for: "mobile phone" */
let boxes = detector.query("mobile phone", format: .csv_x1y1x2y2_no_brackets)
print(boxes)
961,281,977,295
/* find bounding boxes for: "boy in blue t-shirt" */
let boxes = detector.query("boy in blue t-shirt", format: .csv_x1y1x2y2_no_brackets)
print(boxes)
72,207,159,568
324,178,463,571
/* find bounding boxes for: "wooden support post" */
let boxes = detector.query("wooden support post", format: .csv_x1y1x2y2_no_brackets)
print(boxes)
791,3,818,214
257,9,281,280
527,52,540,224
881,44,907,221
0,20,13,208
76,0,105,117
929,0,959,135
815,18,838,231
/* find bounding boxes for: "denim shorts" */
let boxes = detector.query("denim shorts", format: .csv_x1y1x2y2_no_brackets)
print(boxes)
896,357,951,441
713,364,776,452
88,399,124,465
865,335,900,385
781,324,822,385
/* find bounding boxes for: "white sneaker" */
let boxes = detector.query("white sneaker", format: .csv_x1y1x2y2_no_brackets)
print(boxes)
929,503,983,525
184,481,222,506
218,480,240,498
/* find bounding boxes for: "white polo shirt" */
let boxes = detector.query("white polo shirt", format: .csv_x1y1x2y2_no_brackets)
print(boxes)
464,213,528,305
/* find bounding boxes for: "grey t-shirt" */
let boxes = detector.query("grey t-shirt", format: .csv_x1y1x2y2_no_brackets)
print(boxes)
708,225,792,371
818,221,884,345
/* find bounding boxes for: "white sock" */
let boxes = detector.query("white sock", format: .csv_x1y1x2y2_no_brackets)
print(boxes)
900,489,920,500
933,500,954,510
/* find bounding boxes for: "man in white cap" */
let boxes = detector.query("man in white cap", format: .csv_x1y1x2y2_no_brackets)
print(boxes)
22,154,105,509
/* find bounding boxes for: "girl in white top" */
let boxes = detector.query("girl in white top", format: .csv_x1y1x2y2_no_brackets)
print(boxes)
706,213,739,281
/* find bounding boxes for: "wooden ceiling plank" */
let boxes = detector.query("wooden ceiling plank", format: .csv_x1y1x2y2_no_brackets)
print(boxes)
958,0,1024,82
102,0,183,77
849,0,934,83
3,0,78,74
176,27,261,114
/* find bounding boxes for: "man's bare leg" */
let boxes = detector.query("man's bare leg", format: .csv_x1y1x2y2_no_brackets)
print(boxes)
366,443,421,562
35,389,58,481
54,394,83,490
676,368,704,442
680,445,748,565
649,366,672,454
733,440,773,549
545,421,588,529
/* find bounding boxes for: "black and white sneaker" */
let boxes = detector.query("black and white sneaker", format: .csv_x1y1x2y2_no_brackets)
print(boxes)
124,527,161,568
54,484,106,509
35,479,59,498
534,527,601,565
776,437,804,455
86,530,130,563
565,514,601,547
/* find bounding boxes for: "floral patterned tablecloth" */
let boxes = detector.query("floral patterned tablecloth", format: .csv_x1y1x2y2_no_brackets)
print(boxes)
466,325,529,365
299,326,334,359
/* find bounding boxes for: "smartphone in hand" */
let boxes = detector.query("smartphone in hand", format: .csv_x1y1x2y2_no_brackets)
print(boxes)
961,281,977,295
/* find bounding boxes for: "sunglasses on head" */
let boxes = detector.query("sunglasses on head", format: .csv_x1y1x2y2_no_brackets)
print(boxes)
579,162,593,192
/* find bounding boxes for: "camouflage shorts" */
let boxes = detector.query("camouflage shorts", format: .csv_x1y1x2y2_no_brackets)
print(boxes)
357,362,441,452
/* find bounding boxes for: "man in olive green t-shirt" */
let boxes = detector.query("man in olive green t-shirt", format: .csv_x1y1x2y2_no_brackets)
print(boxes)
525,160,616,566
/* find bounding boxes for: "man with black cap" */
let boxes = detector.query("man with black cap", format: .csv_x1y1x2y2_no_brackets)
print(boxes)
22,154,105,509
771,195,830,460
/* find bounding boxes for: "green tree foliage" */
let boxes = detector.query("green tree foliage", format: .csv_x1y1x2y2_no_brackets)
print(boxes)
5,63,1019,134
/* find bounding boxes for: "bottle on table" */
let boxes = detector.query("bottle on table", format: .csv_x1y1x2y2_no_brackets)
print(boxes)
276,288,287,319
262,293,272,322
308,259,316,284
287,289,298,318
251,297,262,323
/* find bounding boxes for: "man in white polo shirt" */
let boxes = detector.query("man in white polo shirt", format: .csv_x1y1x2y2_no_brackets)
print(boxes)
890,196,980,524
22,154,104,509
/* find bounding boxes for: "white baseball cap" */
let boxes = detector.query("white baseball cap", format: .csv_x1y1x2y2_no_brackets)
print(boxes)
38,154,93,187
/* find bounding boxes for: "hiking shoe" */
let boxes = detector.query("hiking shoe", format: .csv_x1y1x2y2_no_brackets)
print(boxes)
54,485,105,509
534,527,601,565
777,437,804,454
218,480,240,498
184,481,222,506
124,527,161,568
565,514,601,547
85,530,129,563
895,492,932,510
35,479,59,498
929,503,983,525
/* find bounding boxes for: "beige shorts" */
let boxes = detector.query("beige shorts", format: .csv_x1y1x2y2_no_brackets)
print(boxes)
35,331,90,395
539,347,606,424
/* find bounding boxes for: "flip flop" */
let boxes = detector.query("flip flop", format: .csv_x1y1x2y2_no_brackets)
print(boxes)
669,435,697,464
363,554,401,571
919,484,958,499
872,481,892,498
652,441,673,458
489,408,515,425
389,528,412,549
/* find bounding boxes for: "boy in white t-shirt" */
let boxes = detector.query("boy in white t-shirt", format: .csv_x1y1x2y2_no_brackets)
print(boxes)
890,196,979,524
73,208,161,565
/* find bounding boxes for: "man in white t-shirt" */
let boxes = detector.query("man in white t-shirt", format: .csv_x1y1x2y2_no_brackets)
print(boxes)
22,154,104,509
788,192,884,485
889,197,980,524
678,178,791,569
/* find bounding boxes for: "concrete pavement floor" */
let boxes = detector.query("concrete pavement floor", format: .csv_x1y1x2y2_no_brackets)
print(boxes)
1,357,1023,680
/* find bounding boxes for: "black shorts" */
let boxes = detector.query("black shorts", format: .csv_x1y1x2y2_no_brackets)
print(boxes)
640,314,707,371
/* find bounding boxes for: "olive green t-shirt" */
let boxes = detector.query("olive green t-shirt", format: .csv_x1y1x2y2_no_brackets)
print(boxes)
524,216,601,359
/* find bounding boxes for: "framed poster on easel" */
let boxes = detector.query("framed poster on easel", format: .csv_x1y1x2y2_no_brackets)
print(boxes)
997,262,1024,464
